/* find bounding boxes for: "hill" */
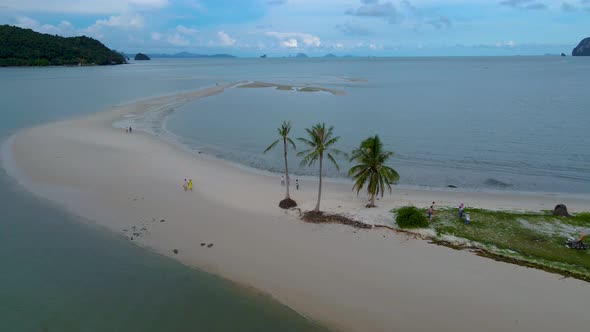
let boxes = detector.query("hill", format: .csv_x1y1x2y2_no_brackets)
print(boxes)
572,37,590,56
0,25,126,66
134,53,150,60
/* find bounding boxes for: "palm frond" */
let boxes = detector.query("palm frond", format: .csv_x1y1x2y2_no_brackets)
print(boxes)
263,139,280,153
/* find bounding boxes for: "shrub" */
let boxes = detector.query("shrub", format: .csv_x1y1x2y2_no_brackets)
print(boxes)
395,206,429,229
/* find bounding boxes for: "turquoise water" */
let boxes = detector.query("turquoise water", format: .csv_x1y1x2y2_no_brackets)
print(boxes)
165,57,590,194
0,63,328,331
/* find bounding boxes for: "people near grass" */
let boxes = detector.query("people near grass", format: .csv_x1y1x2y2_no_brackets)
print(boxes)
464,212,471,225
458,203,465,219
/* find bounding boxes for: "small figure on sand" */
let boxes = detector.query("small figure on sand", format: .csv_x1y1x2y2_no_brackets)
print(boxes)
296,178,299,190
281,175,285,186
128,126,132,133
188,179,193,191
182,179,188,191
464,212,471,225
458,203,465,219
427,205,434,221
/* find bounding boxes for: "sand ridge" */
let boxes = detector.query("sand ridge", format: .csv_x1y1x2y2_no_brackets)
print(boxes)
3,85,590,332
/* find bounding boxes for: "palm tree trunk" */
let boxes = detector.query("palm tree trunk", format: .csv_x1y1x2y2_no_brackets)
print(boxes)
283,138,290,199
370,194,376,207
314,153,323,212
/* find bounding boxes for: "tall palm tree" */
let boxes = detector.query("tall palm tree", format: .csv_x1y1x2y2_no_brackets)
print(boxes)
297,123,345,212
264,121,296,202
348,135,399,208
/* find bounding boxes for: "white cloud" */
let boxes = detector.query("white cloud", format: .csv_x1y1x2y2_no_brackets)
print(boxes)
151,32,162,41
15,16,76,36
167,33,190,46
176,25,199,35
1,0,168,14
218,31,236,46
265,31,321,48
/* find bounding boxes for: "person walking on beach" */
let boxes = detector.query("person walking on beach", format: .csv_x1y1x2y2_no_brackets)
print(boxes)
458,203,465,220
296,178,299,190
182,179,188,191
188,179,193,191
464,212,471,225
427,205,433,221
129,126,132,133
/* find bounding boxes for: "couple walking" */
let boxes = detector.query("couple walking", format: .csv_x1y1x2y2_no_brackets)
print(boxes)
183,179,193,191
458,203,470,224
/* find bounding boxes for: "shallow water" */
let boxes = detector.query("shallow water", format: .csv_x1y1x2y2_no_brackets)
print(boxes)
0,62,329,332
164,57,590,194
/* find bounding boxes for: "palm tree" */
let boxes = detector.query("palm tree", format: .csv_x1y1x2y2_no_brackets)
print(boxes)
348,135,399,208
264,121,296,204
297,123,346,212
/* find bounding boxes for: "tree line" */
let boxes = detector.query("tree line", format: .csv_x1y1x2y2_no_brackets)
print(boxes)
0,25,126,67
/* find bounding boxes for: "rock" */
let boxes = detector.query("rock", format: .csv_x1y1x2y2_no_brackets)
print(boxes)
134,53,151,60
561,53,566,57
201,243,205,246
207,243,214,248
173,249,179,254
447,185,458,188
572,37,590,56
553,204,571,217
160,219,165,222
279,198,298,209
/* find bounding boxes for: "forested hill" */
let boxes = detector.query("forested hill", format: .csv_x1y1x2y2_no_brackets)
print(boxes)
0,25,126,66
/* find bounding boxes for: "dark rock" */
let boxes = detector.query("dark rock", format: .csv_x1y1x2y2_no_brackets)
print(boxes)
207,243,214,248
279,198,298,209
134,53,151,60
561,53,566,57
553,204,571,217
160,219,165,222
200,243,206,246
572,37,590,56
447,185,458,188
173,249,179,254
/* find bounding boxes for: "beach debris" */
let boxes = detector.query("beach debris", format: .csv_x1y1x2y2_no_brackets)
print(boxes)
173,249,179,254
130,237,134,241
302,211,373,229
160,219,165,223
200,243,206,246
553,204,571,217
207,243,214,248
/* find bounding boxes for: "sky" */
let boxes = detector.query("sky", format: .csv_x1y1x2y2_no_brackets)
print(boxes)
1,0,589,56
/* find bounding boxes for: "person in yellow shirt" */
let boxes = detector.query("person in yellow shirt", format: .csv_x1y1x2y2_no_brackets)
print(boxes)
188,179,193,191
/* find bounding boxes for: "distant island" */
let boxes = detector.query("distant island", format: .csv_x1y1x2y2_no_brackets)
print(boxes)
133,52,236,59
572,37,590,56
0,25,126,67
295,53,308,58
134,53,151,61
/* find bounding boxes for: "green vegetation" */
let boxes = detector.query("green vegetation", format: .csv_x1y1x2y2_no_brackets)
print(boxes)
395,206,429,229
348,135,399,207
298,123,346,212
0,25,126,66
264,121,297,205
393,207,590,280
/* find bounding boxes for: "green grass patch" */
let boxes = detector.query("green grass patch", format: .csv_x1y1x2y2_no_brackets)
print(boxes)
391,207,590,280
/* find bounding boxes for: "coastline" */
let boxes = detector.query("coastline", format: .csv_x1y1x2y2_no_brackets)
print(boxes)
3,85,590,331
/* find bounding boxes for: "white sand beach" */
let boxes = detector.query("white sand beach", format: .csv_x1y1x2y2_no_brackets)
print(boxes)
3,85,590,332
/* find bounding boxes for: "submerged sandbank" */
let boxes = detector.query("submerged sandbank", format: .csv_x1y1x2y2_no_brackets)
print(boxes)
4,84,590,332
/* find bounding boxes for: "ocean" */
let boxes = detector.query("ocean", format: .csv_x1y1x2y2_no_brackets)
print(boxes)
1,56,589,331
0,63,328,331
163,57,590,194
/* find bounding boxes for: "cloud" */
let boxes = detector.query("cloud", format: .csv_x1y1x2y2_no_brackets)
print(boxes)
15,16,76,36
166,33,190,46
495,40,516,47
268,0,287,5
499,0,547,10
0,0,168,14
265,31,321,48
217,31,236,46
346,1,398,23
90,15,145,29
561,2,577,11
176,25,199,35
429,16,452,29
335,22,372,35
